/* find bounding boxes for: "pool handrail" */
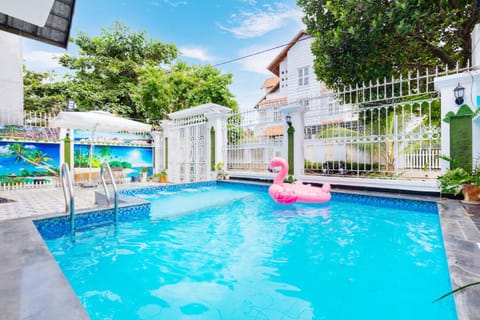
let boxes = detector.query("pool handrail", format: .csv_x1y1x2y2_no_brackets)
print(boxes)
60,163,75,236
100,162,119,225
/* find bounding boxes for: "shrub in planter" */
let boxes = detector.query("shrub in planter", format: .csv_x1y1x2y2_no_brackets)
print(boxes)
437,158,480,202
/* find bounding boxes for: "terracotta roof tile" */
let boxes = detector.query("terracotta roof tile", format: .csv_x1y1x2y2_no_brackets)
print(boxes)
261,77,279,89
258,97,287,105
264,125,284,136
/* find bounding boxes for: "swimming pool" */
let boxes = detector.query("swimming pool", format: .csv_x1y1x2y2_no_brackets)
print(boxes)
38,182,457,319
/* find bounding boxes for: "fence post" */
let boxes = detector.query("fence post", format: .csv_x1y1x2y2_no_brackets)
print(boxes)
434,72,480,171
161,120,175,181
151,131,163,173
205,108,231,179
280,104,306,177
287,125,295,175
63,130,71,169
210,127,216,172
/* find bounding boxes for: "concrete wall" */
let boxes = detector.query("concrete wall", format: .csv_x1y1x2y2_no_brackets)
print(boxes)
0,31,23,125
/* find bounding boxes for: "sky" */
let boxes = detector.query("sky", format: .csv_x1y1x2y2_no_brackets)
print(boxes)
22,0,306,111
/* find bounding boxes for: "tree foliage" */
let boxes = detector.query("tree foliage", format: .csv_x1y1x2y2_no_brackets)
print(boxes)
50,22,237,121
58,22,178,120
297,0,479,89
23,68,67,114
136,62,238,120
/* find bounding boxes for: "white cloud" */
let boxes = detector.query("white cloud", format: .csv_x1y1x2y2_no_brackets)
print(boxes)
163,0,187,7
218,3,303,39
236,44,283,74
179,46,215,62
23,51,60,69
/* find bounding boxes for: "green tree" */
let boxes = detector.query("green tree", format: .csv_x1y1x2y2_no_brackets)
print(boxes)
135,62,238,120
297,0,479,89
23,67,67,113
54,22,238,121
58,22,178,120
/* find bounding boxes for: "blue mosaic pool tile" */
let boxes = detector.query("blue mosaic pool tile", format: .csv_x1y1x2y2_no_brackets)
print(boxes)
34,216,70,240
331,192,437,213
221,181,437,213
35,203,151,240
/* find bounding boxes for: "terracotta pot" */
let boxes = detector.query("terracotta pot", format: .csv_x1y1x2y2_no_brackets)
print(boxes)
160,175,167,183
462,184,480,202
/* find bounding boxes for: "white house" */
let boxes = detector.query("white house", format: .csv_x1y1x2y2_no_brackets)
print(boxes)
254,30,361,169
256,30,355,131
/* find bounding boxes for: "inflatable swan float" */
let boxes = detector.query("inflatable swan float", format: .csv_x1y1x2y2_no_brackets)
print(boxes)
268,157,331,205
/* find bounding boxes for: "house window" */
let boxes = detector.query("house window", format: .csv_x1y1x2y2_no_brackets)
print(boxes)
298,99,310,108
328,102,334,115
298,66,309,86
273,107,282,121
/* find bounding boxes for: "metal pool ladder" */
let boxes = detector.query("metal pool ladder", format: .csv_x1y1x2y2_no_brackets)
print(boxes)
100,162,119,225
60,163,75,236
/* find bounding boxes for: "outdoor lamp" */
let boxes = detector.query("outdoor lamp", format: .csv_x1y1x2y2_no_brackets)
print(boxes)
66,98,75,111
66,128,71,138
286,115,292,127
453,82,465,105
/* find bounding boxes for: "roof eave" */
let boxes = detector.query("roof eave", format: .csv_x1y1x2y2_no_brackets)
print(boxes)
266,30,307,75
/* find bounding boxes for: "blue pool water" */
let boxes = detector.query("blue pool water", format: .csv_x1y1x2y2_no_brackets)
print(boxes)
42,184,457,319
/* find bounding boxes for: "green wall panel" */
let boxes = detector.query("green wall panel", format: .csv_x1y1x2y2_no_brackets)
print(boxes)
450,115,472,170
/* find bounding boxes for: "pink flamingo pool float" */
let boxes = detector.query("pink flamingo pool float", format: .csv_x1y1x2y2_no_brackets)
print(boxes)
268,157,331,205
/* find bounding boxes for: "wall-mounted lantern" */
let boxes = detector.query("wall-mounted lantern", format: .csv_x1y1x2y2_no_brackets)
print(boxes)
453,82,465,105
286,114,292,127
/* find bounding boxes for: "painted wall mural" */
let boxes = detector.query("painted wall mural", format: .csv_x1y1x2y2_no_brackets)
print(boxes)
73,144,153,179
0,125,60,140
73,130,152,145
0,141,60,184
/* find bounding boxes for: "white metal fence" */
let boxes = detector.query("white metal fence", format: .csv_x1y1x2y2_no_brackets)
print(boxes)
224,66,459,181
303,96,441,178
227,106,285,173
302,67,445,178
0,110,55,127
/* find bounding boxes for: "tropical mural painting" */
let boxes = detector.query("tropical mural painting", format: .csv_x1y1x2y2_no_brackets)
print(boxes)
73,130,151,145
73,144,153,180
72,130,153,181
0,125,60,140
0,141,60,184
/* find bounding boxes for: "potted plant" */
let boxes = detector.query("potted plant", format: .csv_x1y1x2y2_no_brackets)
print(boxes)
437,157,480,202
159,169,168,183
216,162,230,180
148,169,167,183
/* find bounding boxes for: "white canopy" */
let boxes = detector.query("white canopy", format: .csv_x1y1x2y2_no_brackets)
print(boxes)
50,111,151,133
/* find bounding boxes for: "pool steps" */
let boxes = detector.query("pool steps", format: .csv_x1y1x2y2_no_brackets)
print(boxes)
60,162,122,236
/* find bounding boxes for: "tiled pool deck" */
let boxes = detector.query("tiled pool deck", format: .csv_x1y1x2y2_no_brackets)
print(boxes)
0,181,479,319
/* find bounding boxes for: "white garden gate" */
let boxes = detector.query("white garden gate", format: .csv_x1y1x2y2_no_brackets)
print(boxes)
162,103,231,183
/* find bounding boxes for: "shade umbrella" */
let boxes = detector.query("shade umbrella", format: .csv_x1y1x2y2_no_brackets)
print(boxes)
50,111,152,184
